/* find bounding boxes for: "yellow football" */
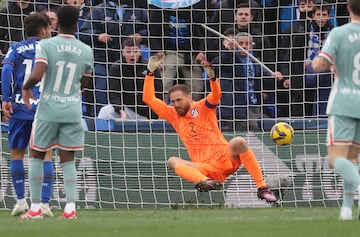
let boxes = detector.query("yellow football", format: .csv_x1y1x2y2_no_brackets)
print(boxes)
270,122,294,145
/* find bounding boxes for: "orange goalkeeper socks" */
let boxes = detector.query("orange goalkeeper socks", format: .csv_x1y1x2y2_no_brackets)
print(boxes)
174,164,208,183
240,149,266,188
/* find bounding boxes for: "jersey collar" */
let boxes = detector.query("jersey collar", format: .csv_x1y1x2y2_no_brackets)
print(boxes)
58,34,76,39
27,37,42,41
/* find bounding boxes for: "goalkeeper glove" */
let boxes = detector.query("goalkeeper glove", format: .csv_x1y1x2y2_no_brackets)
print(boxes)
147,54,165,73
201,60,216,81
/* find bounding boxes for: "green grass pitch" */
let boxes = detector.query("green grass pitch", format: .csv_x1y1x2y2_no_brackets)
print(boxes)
0,208,359,237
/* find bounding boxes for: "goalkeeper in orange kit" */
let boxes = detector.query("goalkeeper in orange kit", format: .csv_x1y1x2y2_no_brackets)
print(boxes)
143,54,277,202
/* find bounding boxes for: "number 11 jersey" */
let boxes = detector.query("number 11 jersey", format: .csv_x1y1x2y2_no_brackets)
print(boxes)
35,34,93,123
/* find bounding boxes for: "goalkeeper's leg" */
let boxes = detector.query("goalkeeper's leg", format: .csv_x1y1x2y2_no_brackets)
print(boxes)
167,157,223,192
168,157,208,183
228,137,277,203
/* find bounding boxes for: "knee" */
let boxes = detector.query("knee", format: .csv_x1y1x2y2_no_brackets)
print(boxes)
329,157,336,168
167,156,178,170
44,150,53,161
228,137,249,155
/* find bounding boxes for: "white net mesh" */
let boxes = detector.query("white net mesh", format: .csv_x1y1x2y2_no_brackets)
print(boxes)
0,0,350,209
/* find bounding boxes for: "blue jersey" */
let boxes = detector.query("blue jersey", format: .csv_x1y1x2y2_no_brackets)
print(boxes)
1,38,41,120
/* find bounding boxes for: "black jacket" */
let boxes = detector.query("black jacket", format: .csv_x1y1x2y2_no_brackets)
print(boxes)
210,0,262,34
148,0,212,54
278,20,333,116
108,57,163,119
79,1,148,63
207,0,275,68
212,50,277,119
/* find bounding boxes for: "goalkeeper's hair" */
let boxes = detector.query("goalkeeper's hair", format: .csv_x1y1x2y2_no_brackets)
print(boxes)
57,5,80,30
168,84,190,96
24,12,51,38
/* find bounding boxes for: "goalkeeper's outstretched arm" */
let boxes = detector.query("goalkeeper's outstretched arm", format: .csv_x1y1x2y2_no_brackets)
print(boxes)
143,54,169,118
201,60,221,106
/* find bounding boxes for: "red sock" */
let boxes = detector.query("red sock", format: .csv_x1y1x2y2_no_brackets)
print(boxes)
174,164,208,183
240,149,266,188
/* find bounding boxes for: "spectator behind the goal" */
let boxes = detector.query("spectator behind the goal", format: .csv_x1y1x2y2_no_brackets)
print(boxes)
336,0,349,26
303,2,333,117
64,0,91,32
277,0,315,117
278,0,315,34
278,0,315,77
148,0,212,103
207,0,262,60
45,8,58,36
98,38,163,120
79,0,148,116
33,0,63,11
210,0,262,34
208,2,275,70
212,30,288,131
278,0,337,34
281,2,333,117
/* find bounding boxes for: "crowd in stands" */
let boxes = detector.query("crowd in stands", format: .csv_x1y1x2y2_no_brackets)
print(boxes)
0,0,351,130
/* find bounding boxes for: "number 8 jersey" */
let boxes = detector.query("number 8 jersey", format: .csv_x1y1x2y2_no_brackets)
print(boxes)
2,38,41,120
319,23,360,119
35,34,93,123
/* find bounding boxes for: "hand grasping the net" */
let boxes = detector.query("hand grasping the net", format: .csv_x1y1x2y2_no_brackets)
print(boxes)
200,60,216,81
147,53,165,73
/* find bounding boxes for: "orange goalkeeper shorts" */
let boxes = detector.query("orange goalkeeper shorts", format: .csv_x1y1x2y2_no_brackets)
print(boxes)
196,155,242,182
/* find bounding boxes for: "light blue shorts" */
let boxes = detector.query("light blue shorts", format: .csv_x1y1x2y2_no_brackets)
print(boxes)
30,119,84,152
327,115,360,147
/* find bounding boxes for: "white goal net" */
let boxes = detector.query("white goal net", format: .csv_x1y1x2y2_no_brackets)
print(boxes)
0,0,350,209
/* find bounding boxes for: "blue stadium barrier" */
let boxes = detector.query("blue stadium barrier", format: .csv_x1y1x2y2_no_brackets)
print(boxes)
260,118,327,131
86,118,175,132
89,118,327,132
1,118,90,133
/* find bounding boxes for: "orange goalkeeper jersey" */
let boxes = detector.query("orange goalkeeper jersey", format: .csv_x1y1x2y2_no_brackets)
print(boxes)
143,75,229,165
